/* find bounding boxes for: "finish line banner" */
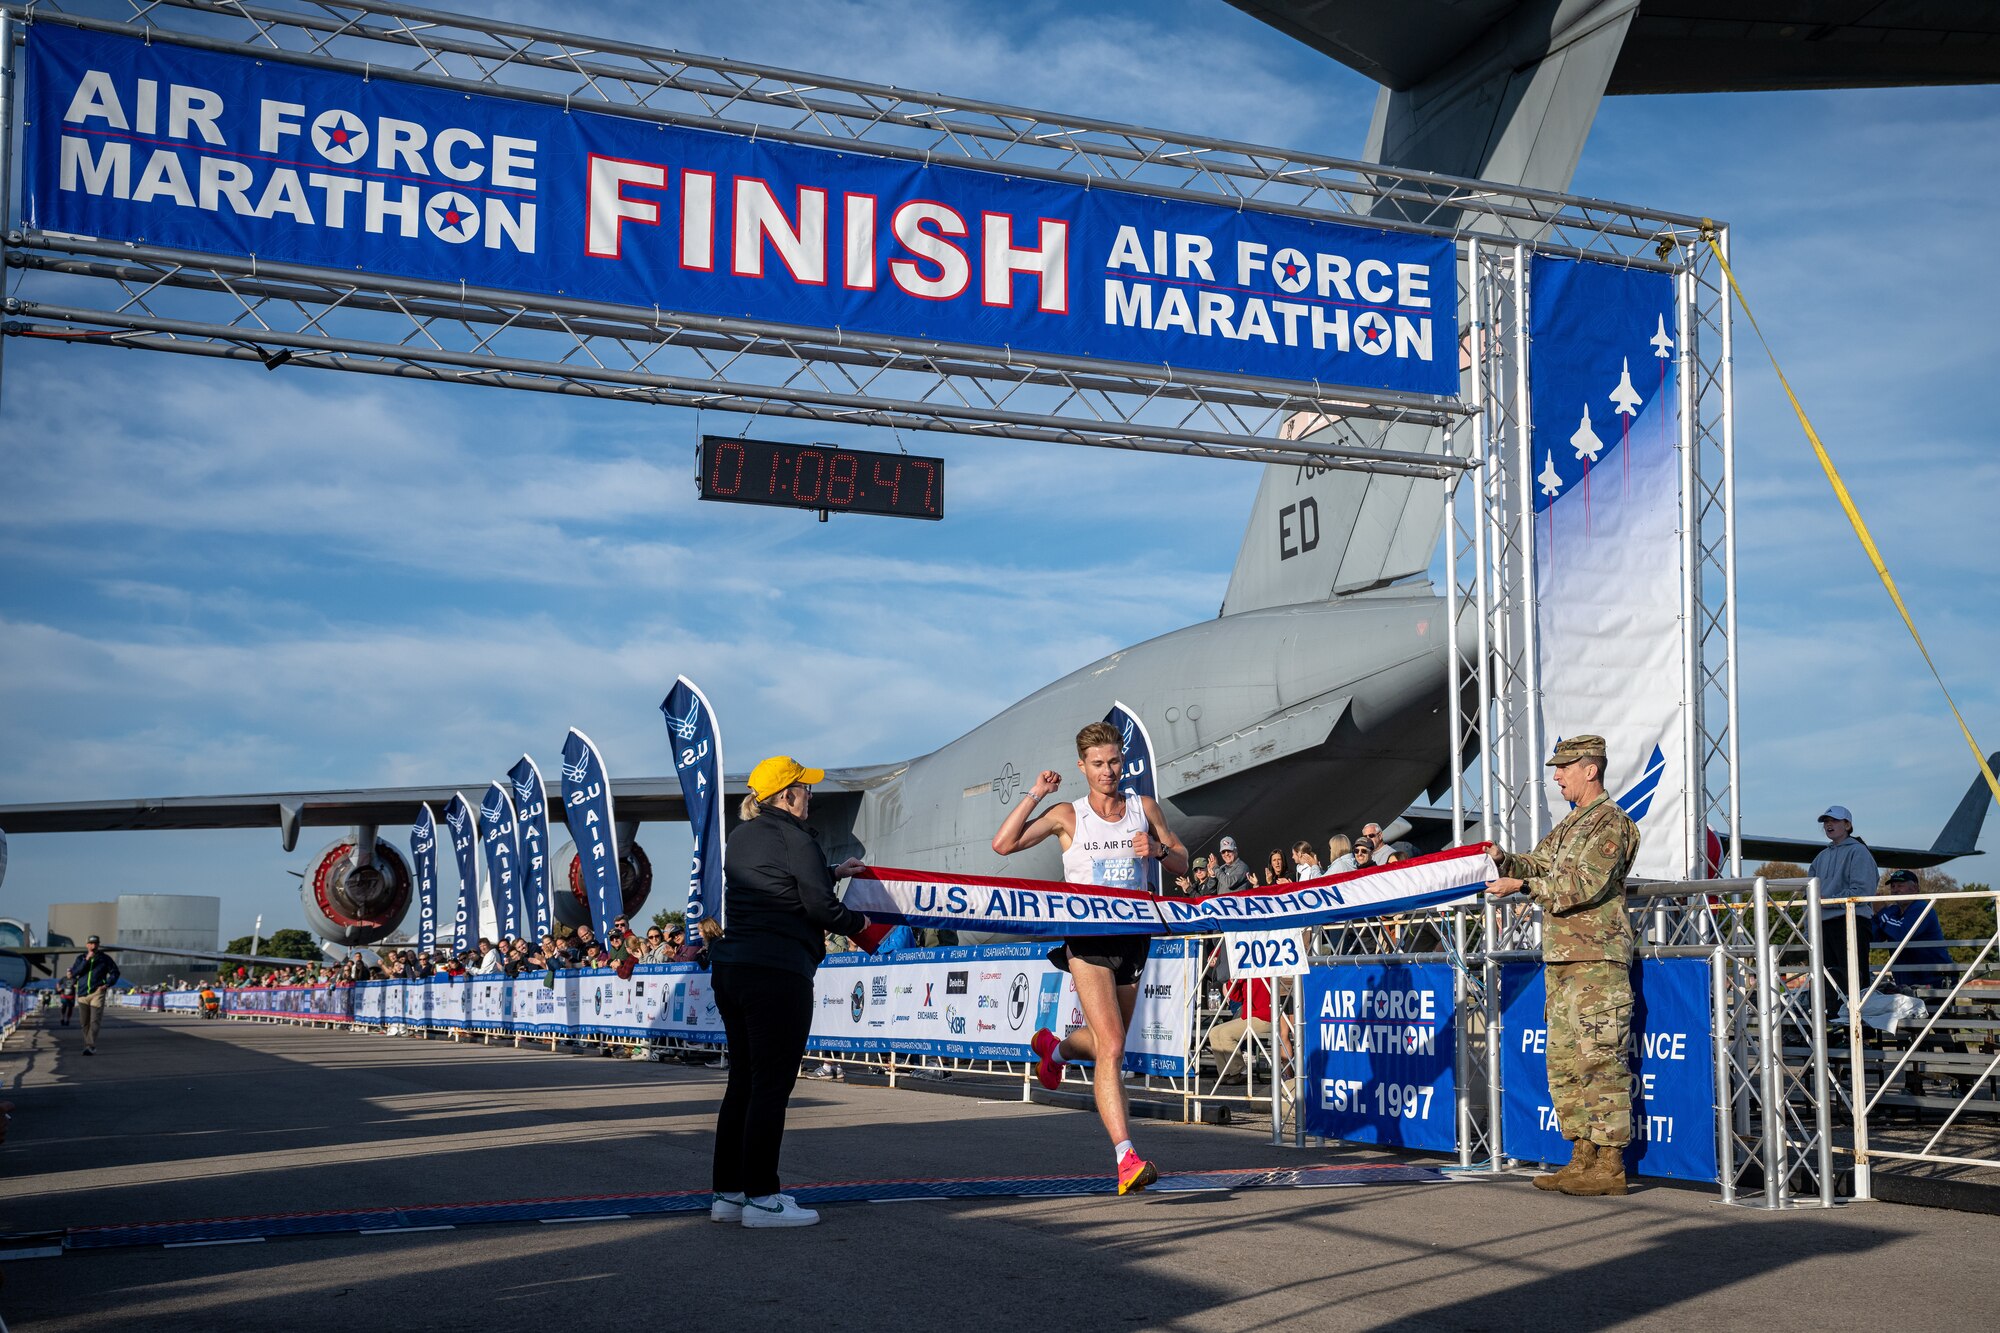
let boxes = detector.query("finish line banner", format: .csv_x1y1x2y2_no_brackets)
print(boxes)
842,844,1492,937
22,24,1455,396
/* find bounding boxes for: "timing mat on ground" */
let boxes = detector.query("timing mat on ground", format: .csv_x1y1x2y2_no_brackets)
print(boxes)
48,1163,1447,1252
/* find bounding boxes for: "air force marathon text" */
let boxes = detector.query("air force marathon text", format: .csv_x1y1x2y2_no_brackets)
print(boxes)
26,24,1457,396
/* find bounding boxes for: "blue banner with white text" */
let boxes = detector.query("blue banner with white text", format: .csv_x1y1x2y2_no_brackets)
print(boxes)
480,781,526,942
22,24,1456,396
1105,700,1160,896
410,803,440,951
443,792,481,952
560,729,622,943
1499,959,1717,1182
509,756,553,942
661,678,724,929
1302,963,1457,1150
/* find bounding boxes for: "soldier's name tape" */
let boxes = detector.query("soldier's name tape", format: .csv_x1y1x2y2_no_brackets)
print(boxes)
842,844,1494,937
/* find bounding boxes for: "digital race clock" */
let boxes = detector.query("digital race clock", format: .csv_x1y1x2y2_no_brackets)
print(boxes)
698,435,944,521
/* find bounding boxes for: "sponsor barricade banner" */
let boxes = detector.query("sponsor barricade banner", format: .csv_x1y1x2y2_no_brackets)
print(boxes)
22,24,1455,398
509,756,554,942
220,985,355,1022
811,941,1192,1075
842,844,1492,937
1529,257,1687,876
1301,963,1456,1151
1498,958,1717,1182
329,942,1196,1073
660,677,725,930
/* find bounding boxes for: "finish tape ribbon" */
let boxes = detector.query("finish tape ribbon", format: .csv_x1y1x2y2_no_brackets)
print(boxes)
841,843,1494,937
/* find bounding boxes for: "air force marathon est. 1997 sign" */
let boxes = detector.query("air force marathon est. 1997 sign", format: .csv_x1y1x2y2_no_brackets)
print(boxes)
22,24,1458,398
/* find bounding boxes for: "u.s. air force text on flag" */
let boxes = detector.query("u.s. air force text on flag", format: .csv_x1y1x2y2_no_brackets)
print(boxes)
841,844,1494,937
1105,700,1160,896
23,23,1455,397
409,803,440,952
661,678,724,930
508,755,553,941
559,729,622,942
443,792,484,952
479,781,526,942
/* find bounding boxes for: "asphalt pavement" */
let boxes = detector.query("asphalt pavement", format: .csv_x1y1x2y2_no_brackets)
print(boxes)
2,1006,1997,1331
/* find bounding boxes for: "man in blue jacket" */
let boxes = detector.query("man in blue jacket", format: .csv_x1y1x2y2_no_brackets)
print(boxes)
68,936,121,1055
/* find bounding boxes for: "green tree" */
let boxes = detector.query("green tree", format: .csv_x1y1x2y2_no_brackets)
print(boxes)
1752,861,1808,881
223,928,323,961
649,909,686,934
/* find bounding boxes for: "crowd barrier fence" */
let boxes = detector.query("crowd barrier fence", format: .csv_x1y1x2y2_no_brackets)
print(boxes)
118,877,1997,1207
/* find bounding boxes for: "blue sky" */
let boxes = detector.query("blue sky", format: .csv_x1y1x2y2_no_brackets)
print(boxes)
1,0,1994,948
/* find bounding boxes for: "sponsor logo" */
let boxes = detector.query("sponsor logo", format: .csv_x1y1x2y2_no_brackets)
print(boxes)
977,995,1000,1009
850,981,866,1023
1143,981,1174,1000
923,983,935,1006
562,754,591,783
872,977,890,1008
893,1014,912,1024
916,1009,940,1022
979,970,1003,983
1008,973,1030,1031
946,971,968,995
977,1020,998,1032
822,993,845,1009
895,983,915,997
944,1005,967,1035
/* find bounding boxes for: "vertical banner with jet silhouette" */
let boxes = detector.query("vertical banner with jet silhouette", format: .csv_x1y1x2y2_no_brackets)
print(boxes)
561,729,622,942
480,781,526,942
1105,701,1161,895
661,677,725,929
509,756,553,941
1528,256,1685,877
444,792,485,951
410,803,440,951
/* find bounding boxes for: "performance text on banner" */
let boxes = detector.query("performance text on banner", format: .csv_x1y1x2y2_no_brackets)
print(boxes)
23,24,1456,397
1499,959,1718,1182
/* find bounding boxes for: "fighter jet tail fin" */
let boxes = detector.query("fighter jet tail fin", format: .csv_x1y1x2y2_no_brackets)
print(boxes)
1932,751,2000,856
1219,439,1451,615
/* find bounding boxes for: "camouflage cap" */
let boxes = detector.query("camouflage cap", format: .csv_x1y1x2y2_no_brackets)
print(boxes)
1546,735,1607,767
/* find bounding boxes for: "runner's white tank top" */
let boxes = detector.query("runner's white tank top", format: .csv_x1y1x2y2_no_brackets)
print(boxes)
1062,795,1147,889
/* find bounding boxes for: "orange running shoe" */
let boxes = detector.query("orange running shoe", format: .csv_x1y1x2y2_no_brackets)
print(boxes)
1117,1149,1158,1196
1030,1028,1066,1091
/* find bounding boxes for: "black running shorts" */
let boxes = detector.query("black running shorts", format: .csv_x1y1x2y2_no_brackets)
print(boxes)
1048,934,1153,987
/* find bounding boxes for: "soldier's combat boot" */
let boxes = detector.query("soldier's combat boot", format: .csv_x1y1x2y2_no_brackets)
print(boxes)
1560,1144,1628,1197
1533,1139,1593,1191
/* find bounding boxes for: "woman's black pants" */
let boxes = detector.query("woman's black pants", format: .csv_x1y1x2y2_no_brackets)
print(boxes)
711,962,814,1199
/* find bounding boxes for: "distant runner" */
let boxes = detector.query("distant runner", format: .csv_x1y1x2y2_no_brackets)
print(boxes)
991,720,1186,1196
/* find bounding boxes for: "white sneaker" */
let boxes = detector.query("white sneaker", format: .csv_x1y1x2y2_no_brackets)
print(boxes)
710,1191,746,1222
740,1193,818,1228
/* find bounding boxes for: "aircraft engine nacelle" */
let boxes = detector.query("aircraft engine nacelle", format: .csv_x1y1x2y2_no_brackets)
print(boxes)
300,837,412,946
552,839,653,927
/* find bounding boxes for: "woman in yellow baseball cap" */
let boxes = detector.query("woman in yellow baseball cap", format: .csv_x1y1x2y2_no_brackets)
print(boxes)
706,755,879,1229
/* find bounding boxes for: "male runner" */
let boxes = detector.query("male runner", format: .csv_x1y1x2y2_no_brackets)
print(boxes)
991,720,1187,1195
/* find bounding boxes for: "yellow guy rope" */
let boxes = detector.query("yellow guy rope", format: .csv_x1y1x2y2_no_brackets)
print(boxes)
1701,222,2000,810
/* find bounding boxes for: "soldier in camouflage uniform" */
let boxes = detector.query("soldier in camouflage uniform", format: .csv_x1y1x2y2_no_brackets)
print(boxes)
1488,735,1642,1197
